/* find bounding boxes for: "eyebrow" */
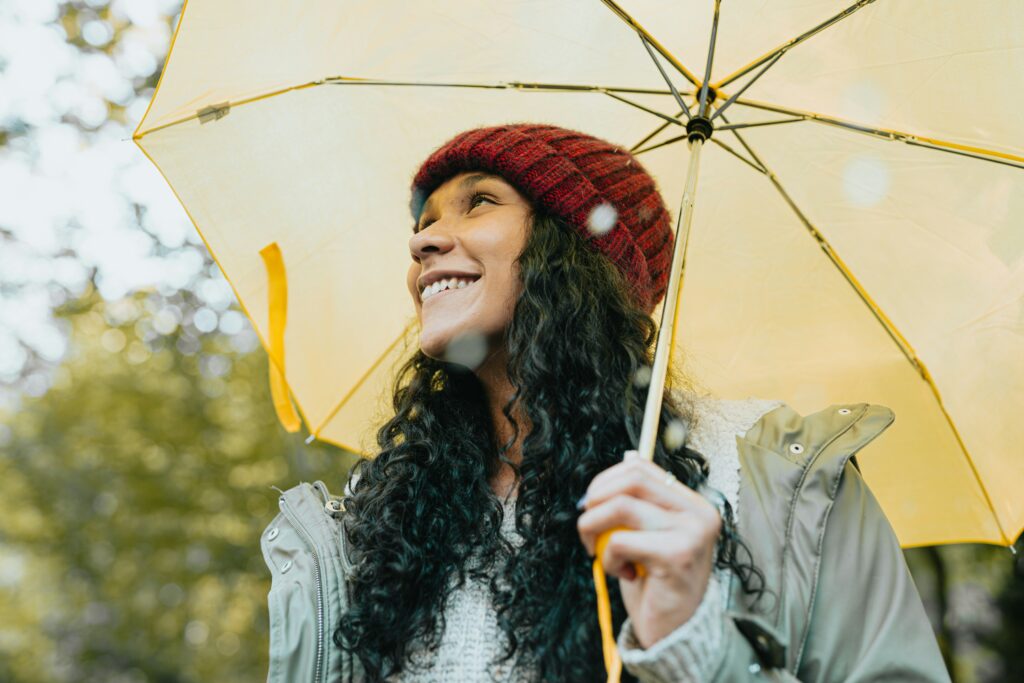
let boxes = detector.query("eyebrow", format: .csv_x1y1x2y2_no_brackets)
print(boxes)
417,173,494,230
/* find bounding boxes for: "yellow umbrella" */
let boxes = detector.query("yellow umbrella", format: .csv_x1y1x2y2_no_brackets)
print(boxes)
135,0,1023,557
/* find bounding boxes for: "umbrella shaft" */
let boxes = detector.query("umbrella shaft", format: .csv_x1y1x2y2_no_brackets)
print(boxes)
637,137,704,461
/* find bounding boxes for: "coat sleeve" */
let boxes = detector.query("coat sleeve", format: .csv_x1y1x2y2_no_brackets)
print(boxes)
793,459,951,682
622,460,952,683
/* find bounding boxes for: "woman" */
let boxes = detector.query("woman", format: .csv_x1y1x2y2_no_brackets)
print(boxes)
261,124,950,683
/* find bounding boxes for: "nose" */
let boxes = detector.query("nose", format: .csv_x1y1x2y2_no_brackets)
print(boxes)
409,222,456,263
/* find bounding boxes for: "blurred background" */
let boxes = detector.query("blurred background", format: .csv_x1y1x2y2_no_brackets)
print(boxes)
0,1,1020,681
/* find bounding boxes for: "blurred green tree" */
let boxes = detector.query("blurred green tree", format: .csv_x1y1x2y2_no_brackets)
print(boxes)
976,540,1024,682
0,287,358,682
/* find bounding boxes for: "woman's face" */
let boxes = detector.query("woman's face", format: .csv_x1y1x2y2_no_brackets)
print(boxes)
407,172,532,365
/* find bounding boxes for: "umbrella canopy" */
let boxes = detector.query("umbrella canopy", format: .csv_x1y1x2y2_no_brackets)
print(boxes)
135,0,1024,551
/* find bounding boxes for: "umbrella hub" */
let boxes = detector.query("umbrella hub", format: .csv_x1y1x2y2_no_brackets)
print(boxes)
686,115,714,142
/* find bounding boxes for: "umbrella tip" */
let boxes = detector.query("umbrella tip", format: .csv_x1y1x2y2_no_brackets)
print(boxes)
305,434,316,445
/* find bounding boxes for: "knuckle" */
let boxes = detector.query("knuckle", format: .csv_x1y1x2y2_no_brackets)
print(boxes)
606,534,628,557
610,495,632,514
669,545,697,567
624,474,647,496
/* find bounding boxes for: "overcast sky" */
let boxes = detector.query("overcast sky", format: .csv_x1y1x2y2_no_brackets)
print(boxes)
0,0,249,393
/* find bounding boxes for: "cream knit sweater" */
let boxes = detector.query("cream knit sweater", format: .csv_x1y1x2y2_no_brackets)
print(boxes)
387,396,783,683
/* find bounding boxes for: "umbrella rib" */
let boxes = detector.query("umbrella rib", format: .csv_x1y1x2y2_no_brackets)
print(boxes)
708,137,767,175
721,111,918,364
639,35,692,120
632,128,771,175
134,78,678,138
712,0,878,90
697,0,723,118
710,52,784,122
597,0,702,88
716,117,805,132
629,110,687,152
731,97,1024,171
719,113,1012,547
633,133,689,157
601,90,689,128
309,319,417,442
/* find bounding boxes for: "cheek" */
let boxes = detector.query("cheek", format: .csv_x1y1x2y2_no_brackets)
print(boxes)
407,264,420,297
490,270,522,314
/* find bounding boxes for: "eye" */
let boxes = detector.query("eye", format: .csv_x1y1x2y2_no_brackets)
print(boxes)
468,192,495,210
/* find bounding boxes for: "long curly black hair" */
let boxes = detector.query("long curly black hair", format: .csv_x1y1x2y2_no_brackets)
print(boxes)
334,210,767,681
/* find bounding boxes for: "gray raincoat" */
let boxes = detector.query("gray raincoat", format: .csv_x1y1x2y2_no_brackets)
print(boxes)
260,401,951,682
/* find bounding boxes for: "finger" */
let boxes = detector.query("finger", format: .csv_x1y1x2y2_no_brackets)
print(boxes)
582,457,708,514
600,525,717,580
577,494,680,556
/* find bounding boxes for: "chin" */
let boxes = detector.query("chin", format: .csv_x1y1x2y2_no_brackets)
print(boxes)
418,320,498,371
418,325,456,360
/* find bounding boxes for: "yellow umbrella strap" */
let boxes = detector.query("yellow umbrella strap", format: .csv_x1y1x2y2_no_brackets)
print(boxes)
592,554,622,683
593,527,647,683
259,242,301,432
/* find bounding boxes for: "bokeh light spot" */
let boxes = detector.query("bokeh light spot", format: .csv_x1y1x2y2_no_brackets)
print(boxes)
587,202,617,236
443,330,488,370
842,155,890,208
662,419,688,452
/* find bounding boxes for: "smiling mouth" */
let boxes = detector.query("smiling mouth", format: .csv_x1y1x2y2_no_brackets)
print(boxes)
421,276,481,303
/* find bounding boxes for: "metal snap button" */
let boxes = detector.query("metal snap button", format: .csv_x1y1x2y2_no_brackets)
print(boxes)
749,662,762,674
838,408,851,415
280,560,293,573
267,528,279,541
788,443,804,455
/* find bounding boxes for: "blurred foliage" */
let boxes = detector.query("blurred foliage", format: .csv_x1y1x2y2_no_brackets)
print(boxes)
905,543,1023,682
0,288,358,682
980,547,1024,681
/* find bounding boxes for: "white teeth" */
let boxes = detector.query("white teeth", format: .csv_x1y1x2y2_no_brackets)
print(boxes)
421,277,478,302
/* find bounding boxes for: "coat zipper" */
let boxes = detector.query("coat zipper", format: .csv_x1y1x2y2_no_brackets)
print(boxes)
279,494,325,683
312,480,357,683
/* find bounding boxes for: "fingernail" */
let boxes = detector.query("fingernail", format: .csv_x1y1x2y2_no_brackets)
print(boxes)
623,449,639,460
575,494,588,511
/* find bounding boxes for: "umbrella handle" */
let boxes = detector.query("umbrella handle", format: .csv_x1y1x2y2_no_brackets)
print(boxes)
593,527,647,683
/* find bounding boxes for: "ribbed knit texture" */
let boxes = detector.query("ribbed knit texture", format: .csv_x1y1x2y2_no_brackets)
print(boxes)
617,570,726,683
410,124,674,313
387,396,781,682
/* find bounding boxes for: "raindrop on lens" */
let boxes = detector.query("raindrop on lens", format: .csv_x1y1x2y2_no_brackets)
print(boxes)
663,419,688,452
443,330,488,370
587,202,618,236
842,155,890,208
633,365,652,388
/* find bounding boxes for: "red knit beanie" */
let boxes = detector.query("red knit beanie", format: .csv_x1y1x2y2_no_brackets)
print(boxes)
410,124,673,313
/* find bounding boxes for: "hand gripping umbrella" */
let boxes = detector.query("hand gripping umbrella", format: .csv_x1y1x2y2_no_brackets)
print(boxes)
135,1,1024,679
